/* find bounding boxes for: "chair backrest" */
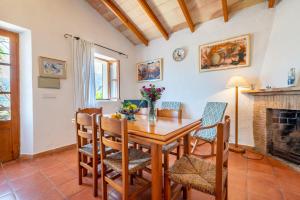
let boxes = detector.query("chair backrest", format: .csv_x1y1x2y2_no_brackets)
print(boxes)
202,102,227,126
78,107,102,115
75,112,98,157
157,108,182,119
98,116,129,184
161,101,181,111
215,115,230,199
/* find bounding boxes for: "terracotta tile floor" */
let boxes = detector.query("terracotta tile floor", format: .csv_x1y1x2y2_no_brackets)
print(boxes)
0,144,299,200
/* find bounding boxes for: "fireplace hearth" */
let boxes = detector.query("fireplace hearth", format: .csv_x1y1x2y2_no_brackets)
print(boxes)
267,109,300,165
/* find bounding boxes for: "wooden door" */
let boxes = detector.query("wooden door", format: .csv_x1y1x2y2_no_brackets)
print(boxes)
0,29,19,162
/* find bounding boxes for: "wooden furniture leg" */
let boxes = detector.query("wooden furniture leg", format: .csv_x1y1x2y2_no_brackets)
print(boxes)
164,152,170,200
151,143,162,200
183,134,191,199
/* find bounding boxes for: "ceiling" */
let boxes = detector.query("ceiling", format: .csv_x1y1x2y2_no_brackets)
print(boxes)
86,0,275,46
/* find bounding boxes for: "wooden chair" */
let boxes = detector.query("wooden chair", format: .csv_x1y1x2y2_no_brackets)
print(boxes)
75,112,101,196
99,116,151,200
165,116,230,200
191,102,227,157
78,107,103,115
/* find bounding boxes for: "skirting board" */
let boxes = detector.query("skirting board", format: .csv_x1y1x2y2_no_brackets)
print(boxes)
20,144,76,160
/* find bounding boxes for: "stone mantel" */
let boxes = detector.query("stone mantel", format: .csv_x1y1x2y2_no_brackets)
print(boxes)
242,87,300,96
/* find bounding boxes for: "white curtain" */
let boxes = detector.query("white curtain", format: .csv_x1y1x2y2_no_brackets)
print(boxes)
72,38,96,109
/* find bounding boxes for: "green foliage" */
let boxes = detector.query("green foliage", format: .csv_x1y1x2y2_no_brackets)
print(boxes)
96,90,103,100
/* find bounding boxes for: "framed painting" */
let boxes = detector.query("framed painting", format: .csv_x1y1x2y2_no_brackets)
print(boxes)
137,58,163,82
39,56,67,79
199,34,250,72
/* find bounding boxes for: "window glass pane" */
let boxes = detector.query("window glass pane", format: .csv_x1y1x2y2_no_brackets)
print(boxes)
0,36,10,64
94,59,103,100
111,80,118,99
110,62,117,79
0,65,10,92
102,64,109,99
0,94,10,121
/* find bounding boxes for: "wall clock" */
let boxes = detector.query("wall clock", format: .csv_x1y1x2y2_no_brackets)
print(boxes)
173,48,185,61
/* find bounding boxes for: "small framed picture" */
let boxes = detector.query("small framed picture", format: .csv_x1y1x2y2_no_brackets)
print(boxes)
137,58,163,82
39,56,67,79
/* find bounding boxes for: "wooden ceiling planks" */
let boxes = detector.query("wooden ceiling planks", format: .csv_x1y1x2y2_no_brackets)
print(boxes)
137,0,169,40
86,0,274,45
177,0,195,32
100,0,149,46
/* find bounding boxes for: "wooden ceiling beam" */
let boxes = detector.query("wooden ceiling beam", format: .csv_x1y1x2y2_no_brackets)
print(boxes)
137,0,169,40
177,0,195,33
269,0,275,8
100,0,148,46
221,0,229,22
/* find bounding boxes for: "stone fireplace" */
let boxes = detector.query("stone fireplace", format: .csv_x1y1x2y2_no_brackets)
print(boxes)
266,109,300,165
244,87,300,166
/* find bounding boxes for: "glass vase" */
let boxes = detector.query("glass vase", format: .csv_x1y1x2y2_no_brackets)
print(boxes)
148,100,157,121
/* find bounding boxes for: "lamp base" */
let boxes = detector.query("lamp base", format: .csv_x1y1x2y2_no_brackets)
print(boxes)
229,144,246,154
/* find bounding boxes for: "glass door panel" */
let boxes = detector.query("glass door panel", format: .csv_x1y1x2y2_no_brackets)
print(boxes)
0,36,10,65
0,65,10,92
0,94,10,121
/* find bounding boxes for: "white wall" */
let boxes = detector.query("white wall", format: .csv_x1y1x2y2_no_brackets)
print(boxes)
260,0,300,88
135,3,276,146
0,0,137,154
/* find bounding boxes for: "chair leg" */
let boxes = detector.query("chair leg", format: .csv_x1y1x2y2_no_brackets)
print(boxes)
93,158,98,197
211,142,215,156
101,163,108,200
164,153,171,200
78,152,82,185
176,145,181,160
182,186,191,200
191,139,199,153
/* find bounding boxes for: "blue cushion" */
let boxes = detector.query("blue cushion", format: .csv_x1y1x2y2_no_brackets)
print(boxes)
194,102,228,142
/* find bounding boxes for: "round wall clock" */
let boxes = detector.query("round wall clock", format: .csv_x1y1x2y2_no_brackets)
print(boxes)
173,48,185,61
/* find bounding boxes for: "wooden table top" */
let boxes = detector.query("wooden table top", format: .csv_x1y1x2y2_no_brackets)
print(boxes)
126,115,201,144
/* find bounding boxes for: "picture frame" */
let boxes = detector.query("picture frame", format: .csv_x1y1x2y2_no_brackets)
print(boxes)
39,56,67,79
199,34,250,72
137,58,163,82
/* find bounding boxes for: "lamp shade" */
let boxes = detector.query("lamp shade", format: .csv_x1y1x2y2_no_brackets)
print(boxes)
226,76,250,88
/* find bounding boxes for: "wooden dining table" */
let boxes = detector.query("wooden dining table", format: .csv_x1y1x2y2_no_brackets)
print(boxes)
126,115,201,200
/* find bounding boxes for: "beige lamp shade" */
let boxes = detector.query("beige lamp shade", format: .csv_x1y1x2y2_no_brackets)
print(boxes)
226,76,250,88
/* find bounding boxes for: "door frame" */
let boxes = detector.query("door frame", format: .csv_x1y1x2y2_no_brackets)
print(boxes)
0,29,20,160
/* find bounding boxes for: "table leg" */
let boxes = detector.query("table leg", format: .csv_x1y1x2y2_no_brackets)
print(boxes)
151,143,162,200
183,134,191,199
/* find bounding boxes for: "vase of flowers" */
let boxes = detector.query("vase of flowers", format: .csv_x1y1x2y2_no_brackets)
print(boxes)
119,102,140,121
140,84,165,121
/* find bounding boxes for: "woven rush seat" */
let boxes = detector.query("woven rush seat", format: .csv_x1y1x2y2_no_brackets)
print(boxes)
103,148,151,174
168,155,228,195
79,143,113,157
139,141,179,153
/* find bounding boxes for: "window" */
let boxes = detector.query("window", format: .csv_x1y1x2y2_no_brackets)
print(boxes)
94,55,120,100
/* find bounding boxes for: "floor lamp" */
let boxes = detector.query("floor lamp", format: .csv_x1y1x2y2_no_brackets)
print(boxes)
226,76,249,153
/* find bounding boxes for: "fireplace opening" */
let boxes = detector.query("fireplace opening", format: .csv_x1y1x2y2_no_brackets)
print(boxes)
267,109,300,165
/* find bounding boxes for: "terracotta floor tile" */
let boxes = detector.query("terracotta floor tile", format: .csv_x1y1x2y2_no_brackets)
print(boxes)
10,172,48,191
1,145,299,200
56,178,87,198
0,193,16,200
48,169,77,186
0,183,11,198
14,180,53,200
69,188,100,200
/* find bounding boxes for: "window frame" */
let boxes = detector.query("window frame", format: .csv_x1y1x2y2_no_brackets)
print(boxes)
94,57,120,101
